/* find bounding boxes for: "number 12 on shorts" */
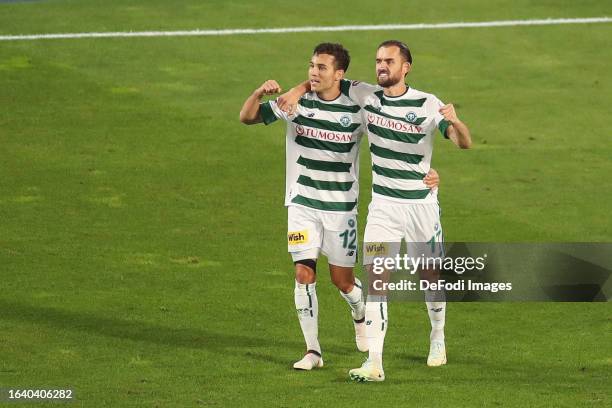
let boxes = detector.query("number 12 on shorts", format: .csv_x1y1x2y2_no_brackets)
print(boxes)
339,229,357,249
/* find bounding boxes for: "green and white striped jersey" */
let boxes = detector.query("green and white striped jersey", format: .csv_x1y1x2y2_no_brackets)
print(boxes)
341,79,450,204
260,91,364,213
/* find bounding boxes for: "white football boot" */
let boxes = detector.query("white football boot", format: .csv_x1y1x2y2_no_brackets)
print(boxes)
349,359,385,382
427,340,447,367
293,351,323,370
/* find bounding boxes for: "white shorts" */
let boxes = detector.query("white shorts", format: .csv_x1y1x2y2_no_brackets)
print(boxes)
363,200,444,263
287,205,357,267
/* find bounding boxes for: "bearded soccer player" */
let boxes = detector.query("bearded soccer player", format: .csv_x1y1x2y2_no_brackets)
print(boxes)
240,42,441,371
278,40,472,381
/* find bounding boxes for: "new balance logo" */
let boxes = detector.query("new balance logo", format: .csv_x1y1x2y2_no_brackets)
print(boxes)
366,320,372,325
431,307,444,313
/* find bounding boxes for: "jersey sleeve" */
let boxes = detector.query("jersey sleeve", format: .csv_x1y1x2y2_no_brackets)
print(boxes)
431,95,450,139
259,99,290,125
340,79,379,107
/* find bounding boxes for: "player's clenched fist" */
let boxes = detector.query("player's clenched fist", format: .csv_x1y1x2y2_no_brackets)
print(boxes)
256,80,282,97
439,104,459,124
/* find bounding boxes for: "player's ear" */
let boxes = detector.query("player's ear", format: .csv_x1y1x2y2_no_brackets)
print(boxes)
334,69,345,81
403,62,412,76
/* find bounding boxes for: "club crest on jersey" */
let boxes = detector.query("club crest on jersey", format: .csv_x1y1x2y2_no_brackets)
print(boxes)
339,114,352,128
295,124,305,135
406,111,418,123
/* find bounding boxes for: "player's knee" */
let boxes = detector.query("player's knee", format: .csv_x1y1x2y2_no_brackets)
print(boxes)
294,259,316,283
331,275,353,293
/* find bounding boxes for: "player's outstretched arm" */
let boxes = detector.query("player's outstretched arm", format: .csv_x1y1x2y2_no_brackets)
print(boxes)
239,80,282,125
439,104,472,149
276,80,311,113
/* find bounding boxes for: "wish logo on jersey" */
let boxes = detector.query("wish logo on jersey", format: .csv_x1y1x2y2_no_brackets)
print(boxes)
288,230,309,245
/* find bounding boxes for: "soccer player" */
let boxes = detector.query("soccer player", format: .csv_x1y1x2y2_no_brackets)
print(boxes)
239,42,441,371
239,43,368,371
278,40,472,381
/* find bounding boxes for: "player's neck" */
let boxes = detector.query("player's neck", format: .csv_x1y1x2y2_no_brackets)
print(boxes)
316,87,341,101
383,82,408,97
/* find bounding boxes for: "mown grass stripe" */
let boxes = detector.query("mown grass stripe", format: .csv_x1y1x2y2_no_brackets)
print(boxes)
372,164,425,180
373,184,431,199
291,195,357,211
299,99,361,113
297,175,354,191
296,136,355,153
2,18,612,41
367,123,426,143
370,144,423,164
297,156,352,172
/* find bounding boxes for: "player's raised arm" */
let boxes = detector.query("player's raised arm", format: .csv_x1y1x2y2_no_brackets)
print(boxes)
276,80,311,113
276,78,377,113
439,104,472,149
239,80,282,125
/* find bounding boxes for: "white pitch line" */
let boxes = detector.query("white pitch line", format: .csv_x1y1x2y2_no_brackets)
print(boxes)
0,17,611,41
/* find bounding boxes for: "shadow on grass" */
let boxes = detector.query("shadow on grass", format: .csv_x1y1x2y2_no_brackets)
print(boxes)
394,351,426,364
0,299,303,363
245,351,294,368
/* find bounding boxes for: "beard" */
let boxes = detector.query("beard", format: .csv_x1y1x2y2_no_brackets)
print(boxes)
377,71,403,87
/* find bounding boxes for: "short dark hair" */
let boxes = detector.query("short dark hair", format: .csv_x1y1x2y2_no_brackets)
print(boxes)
313,42,350,72
378,40,413,64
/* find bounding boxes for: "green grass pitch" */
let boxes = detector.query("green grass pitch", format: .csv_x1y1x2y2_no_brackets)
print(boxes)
0,1,610,406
